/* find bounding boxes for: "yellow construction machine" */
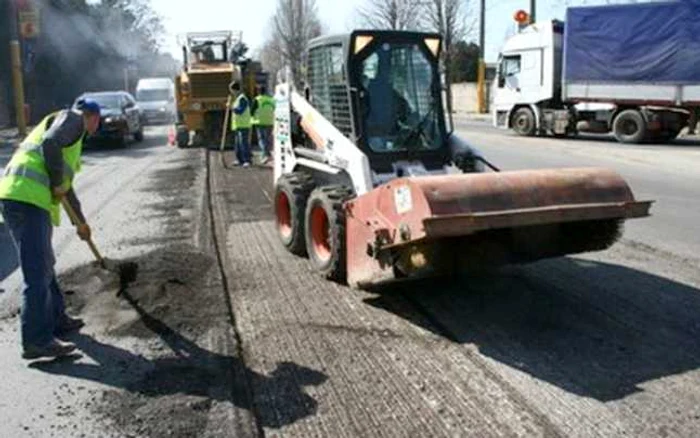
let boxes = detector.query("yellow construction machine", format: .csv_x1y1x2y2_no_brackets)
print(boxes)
174,31,267,148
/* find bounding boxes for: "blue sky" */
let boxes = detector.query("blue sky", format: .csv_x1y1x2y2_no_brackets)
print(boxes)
148,0,575,63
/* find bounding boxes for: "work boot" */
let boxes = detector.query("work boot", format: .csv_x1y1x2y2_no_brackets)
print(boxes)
55,315,85,336
22,339,76,360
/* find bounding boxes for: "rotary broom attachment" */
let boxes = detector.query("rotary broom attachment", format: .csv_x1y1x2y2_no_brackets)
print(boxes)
344,167,652,288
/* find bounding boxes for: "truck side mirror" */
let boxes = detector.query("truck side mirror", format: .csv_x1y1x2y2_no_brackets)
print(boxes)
498,75,505,88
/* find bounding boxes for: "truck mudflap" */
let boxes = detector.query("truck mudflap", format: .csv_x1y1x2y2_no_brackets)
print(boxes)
344,167,653,288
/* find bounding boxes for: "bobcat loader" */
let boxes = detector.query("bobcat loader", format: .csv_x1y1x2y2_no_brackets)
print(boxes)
272,30,653,289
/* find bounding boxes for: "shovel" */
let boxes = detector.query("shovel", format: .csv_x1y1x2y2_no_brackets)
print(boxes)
60,197,138,290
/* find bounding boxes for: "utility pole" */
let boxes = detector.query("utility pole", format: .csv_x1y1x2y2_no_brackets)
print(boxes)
477,0,486,113
530,0,536,23
8,0,27,135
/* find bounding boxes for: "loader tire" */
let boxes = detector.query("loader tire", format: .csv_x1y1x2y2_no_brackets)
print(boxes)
304,185,353,283
274,172,315,256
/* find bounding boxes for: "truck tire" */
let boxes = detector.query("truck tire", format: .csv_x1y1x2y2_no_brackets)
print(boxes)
613,109,646,144
275,172,315,256
304,185,353,282
511,107,536,136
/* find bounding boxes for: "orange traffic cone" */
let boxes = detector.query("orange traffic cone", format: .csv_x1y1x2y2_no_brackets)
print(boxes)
167,125,176,146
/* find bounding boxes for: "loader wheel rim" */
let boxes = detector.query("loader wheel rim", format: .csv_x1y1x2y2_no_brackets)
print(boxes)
310,205,331,262
277,192,292,239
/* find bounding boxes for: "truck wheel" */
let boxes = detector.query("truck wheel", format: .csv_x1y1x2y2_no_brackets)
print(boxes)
275,172,315,256
304,185,353,282
511,107,536,136
613,109,646,144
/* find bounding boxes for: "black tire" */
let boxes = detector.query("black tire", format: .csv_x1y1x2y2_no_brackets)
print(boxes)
511,107,536,136
274,172,315,256
613,109,647,144
134,127,144,142
304,185,353,282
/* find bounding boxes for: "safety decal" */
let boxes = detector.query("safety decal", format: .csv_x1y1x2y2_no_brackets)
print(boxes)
394,185,412,214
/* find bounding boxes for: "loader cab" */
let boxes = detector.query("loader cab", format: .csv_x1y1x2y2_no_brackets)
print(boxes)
306,31,451,173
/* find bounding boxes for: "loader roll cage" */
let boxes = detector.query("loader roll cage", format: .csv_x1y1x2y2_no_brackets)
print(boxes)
306,30,452,173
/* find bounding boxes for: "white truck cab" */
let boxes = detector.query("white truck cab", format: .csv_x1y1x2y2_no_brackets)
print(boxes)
493,20,563,133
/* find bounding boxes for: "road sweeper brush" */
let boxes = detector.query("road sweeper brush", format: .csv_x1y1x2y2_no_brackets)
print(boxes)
271,30,653,288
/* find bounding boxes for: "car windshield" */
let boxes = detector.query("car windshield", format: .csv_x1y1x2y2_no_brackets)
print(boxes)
83,94,121,109
137,89,170,102
359,42,442,153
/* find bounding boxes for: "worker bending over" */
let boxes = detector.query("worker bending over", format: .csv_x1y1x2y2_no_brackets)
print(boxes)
0,99,100,360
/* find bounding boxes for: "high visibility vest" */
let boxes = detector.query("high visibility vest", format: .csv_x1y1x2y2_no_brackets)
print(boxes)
0,111,84,226
230,94,251,130
253,95,275,127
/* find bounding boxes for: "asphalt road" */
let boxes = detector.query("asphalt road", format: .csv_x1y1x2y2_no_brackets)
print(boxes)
453,116,700,262
0,120,698,437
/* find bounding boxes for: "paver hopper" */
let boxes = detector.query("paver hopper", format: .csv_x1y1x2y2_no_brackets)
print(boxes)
271,30,653,288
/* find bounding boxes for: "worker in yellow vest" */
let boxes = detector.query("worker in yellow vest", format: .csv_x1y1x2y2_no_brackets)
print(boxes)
229,81,252,167
0,99,100,360
251,85,276,165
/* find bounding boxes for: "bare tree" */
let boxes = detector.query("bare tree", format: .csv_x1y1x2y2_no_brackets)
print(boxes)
356,0,424,30
259,36,286,88
268,0,324,87
423,0,476,114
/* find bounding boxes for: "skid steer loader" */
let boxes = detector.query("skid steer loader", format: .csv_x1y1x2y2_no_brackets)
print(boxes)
272,30,653,289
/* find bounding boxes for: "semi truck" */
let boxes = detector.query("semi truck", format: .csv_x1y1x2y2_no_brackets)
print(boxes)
492,2,700,144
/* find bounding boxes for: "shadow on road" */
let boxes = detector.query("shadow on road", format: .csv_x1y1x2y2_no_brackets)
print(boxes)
364,257,700,402
30,288,328,430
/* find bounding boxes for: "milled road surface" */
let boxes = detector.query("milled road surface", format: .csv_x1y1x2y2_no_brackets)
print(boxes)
0,121,699,437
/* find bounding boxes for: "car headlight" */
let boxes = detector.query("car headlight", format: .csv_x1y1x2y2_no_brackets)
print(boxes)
105,115,124,124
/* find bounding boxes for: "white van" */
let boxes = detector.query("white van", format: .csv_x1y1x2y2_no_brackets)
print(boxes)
135,77,176,125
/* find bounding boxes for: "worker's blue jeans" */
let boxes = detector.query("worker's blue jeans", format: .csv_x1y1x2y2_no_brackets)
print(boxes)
0,199,65,348
256,125,273,158
235,128,251,164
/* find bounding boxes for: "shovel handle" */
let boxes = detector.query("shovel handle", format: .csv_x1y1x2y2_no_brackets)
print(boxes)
60,197,105,265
